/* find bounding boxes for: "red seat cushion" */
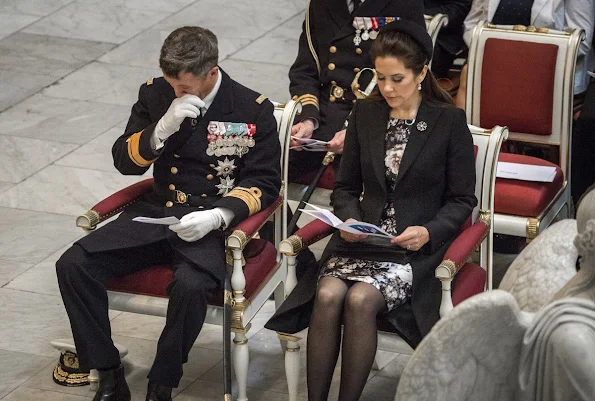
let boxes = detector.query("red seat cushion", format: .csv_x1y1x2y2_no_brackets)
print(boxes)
105,239,279,305
495,153,564,217
452,262,486,306
291,165,335,190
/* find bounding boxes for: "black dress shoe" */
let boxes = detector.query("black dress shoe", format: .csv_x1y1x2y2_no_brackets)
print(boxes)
92,364,131,401
146,381,172,401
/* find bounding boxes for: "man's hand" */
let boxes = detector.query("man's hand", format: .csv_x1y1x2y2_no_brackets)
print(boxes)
290,119,315,151
391,226,430,251
154,94,205,141
326,129,346,154
340,218,368,242
168,209,222,242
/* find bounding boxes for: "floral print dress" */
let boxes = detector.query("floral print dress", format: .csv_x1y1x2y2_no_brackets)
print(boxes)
320,118,414,311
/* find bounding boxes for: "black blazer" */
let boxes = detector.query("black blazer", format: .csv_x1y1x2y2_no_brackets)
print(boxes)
266,97,476,345
332,98,476,255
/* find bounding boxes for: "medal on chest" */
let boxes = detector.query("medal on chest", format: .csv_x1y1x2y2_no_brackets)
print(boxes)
206,121,256,158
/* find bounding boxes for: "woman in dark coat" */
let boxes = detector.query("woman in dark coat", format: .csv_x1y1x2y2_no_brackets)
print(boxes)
266,20,477,401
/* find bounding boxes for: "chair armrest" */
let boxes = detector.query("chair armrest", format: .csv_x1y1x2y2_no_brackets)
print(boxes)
279,219,335,256
435,219,489,281
226,196,283,251
76,178,154,230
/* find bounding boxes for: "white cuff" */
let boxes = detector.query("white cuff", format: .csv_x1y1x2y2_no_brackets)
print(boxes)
214,207,235,230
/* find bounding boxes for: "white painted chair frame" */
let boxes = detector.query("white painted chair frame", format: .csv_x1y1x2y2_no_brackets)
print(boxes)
465,21,585,240
424,13,449,70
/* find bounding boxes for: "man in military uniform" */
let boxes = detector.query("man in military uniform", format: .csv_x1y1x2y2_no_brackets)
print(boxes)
55,26,280,401
288,0,425,179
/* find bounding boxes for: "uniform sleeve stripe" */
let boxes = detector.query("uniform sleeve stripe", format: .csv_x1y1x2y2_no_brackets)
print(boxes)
126,131,156,167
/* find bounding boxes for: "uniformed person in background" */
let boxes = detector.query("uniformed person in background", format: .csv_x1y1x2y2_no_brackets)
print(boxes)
288,0,425,180
424,0,472,79
55,26,281,401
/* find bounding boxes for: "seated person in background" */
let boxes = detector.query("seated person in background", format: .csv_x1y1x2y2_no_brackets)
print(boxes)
266,20,477,401
55,26,281,401
424,0,473,79
461,0,594,96
288,0,425,180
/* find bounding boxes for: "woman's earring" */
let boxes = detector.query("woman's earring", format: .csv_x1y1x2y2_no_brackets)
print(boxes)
418,83,422,91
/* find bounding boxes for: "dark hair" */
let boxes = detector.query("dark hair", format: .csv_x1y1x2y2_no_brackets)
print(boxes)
159,26,218,79
370,30,452,105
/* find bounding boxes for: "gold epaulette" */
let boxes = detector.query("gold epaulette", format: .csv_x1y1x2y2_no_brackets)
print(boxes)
146,77,154,85
295,94,319,109
225,187,262,215
255,94,268,104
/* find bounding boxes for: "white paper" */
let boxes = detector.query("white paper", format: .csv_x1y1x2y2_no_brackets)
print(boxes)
496,162,557,182
132,216,181,225
299,203,394,238
290,136,329,151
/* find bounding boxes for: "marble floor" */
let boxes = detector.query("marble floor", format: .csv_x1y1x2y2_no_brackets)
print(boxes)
0,1,518,400
0,1,407,400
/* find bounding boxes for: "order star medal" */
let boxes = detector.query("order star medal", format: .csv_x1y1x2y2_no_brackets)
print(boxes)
216,176,235,196
214,157,236,177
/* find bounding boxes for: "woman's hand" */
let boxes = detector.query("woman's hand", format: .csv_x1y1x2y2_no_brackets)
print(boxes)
340,218,368,242
392,226,430,251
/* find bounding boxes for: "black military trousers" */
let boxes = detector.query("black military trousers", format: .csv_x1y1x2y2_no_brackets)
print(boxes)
56,239,219,388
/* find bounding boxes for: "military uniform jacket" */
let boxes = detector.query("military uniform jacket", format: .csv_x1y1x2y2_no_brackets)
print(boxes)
76,70,281,283
290,0,424,141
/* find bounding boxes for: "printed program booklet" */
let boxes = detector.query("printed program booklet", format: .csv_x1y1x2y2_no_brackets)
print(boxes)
299,203,394,238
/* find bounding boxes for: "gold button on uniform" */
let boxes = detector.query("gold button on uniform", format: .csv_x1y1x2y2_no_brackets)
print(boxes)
168,184,175,190
353,67,360,73
201,194,208,198
173,154,180,158
329,46,337,53
328,63,335,70
206,174,214,180
209,164,215,168
356,47,363,54
165,201,173,207
171,167,178,174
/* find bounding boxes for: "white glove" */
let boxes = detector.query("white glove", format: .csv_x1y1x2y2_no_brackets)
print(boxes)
168,208,234,242
154,94,205,141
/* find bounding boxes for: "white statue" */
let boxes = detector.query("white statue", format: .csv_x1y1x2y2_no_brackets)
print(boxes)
395,188,595,401
499,219,578,312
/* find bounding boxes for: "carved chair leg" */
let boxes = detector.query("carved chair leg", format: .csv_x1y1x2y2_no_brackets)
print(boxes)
279,333,301,401
89,369,99,391
233,332,250,401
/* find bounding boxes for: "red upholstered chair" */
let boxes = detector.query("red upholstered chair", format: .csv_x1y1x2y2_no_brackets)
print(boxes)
465,21,586,241
276,125,508,401
59,101,301,401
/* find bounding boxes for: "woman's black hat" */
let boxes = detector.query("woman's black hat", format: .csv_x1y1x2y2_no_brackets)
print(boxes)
378,19,433,62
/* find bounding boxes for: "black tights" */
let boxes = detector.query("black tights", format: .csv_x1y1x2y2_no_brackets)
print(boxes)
307,276,387,401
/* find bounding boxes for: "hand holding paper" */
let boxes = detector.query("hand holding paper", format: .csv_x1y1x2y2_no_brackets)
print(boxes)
299,203,394,238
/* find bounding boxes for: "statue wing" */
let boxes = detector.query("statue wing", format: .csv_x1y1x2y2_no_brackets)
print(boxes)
499,219,578,312
395,290,532,401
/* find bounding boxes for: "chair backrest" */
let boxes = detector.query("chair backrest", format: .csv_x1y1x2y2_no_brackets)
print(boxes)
425,13,449,47
469,124,508,288
425,13,449,70
272,100,302,239
466,21,585,179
